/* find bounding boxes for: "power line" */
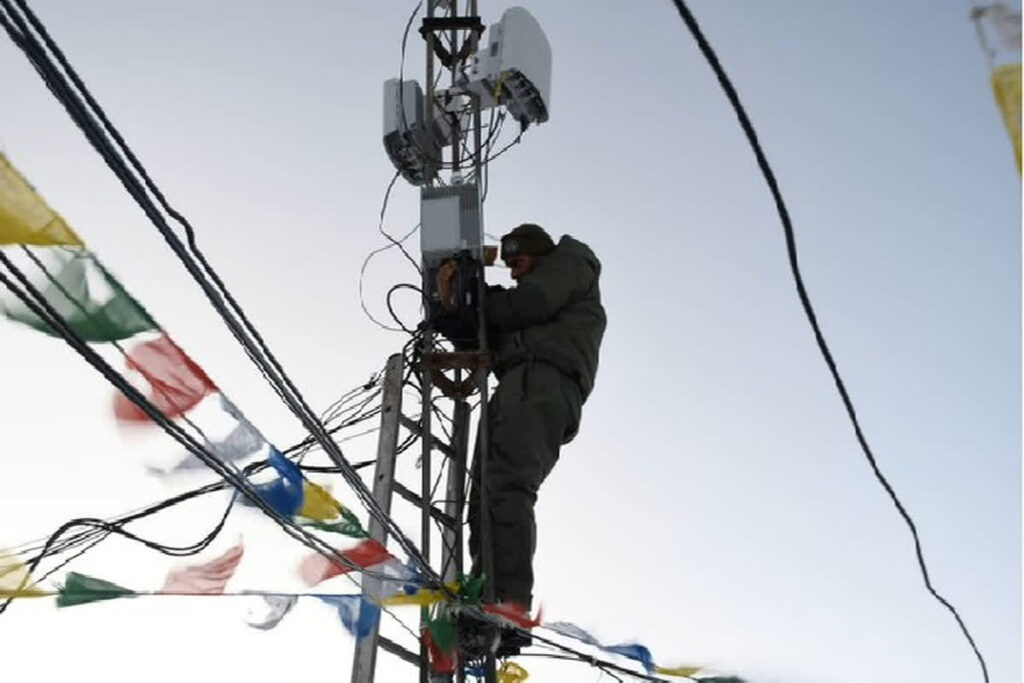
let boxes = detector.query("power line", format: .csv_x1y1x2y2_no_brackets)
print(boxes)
665,2,989,681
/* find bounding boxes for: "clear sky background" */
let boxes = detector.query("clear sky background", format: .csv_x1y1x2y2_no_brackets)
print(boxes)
0,2,1019,682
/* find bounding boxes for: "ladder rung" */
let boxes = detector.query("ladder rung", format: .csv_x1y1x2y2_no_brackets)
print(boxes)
393,482,460,530
377,635,424,667
400,414,456,458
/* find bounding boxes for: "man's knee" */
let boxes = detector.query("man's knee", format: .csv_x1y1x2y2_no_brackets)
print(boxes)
489,488,535,527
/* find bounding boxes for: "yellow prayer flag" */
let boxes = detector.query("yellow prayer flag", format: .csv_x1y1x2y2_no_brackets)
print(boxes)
380,589,446,607
498,661,529,682
0,153,84,246
0,551,49,598
655,665,702,677
379,581,460,607
992,63,1022,172
299,482,342,522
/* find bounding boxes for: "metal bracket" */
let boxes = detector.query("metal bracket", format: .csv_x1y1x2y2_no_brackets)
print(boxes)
420,16,485,67
420,351,490,400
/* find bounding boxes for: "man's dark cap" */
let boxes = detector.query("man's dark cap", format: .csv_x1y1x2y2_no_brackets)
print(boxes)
500,223,555,260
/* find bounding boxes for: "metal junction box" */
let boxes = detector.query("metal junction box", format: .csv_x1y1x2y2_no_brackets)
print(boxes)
420,183,483,267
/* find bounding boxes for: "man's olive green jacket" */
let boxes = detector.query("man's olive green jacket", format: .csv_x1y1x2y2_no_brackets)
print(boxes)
485,235,606,401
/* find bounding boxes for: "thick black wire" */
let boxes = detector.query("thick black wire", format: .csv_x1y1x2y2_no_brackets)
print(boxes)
1,0,438,588
666,2,988,682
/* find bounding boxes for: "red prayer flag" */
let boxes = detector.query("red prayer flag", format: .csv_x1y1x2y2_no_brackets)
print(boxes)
160,543,244,595
299,539,392,586
114,334,217,422
483,602,543,628
424,629,456,674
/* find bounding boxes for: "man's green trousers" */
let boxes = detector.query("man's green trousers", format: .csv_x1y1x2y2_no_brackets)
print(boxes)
468,360,582,607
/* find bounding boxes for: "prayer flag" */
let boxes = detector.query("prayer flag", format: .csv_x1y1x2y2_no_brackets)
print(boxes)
245,593,298,630
498,661,530,683
424,629,456,674
160,543,243,594
113,334,217,422
0,552,48,598
380,587,448,607
427,610,457,653
483,602,542,628
299,539,392,586
992,63,1022,171
166,396,265,473
246,448,304,516
1,248,157,342
544,621,599,646
300,509,369,539
318,595,381,638
545,621,705,679
298,481,342,521
458,574,485,605
602,644,655,674
57,572,136,607
216,396,265,457
655,665,702,677
362,557,418,601
0,153,83,246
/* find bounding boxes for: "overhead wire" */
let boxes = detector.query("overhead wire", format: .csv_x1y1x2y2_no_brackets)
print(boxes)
665,1,989,681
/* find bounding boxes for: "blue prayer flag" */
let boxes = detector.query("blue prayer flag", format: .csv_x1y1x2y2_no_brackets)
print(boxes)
247,448,304,516
319,595,381,639
602,643,655,674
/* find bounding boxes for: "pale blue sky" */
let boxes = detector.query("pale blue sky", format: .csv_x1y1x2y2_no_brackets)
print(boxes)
0,2,1019,682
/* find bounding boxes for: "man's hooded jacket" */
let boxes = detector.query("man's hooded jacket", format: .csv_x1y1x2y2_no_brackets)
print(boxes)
485,235,606,402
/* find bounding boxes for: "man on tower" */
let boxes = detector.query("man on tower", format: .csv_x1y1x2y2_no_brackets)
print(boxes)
440,222,606,655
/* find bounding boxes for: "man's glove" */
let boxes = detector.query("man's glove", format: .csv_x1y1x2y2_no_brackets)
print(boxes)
436,259,458,311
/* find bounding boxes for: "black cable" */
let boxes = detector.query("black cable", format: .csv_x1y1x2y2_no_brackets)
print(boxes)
666,2,988,681
480,131,521,166
378,170,422,274
386,282,426,335
357,177,421,333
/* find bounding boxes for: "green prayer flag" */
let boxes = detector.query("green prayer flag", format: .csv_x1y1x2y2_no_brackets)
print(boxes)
300,508,370,538
57,571,137,607
459,575,486,605
427,610,458,653
2,248,157,342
